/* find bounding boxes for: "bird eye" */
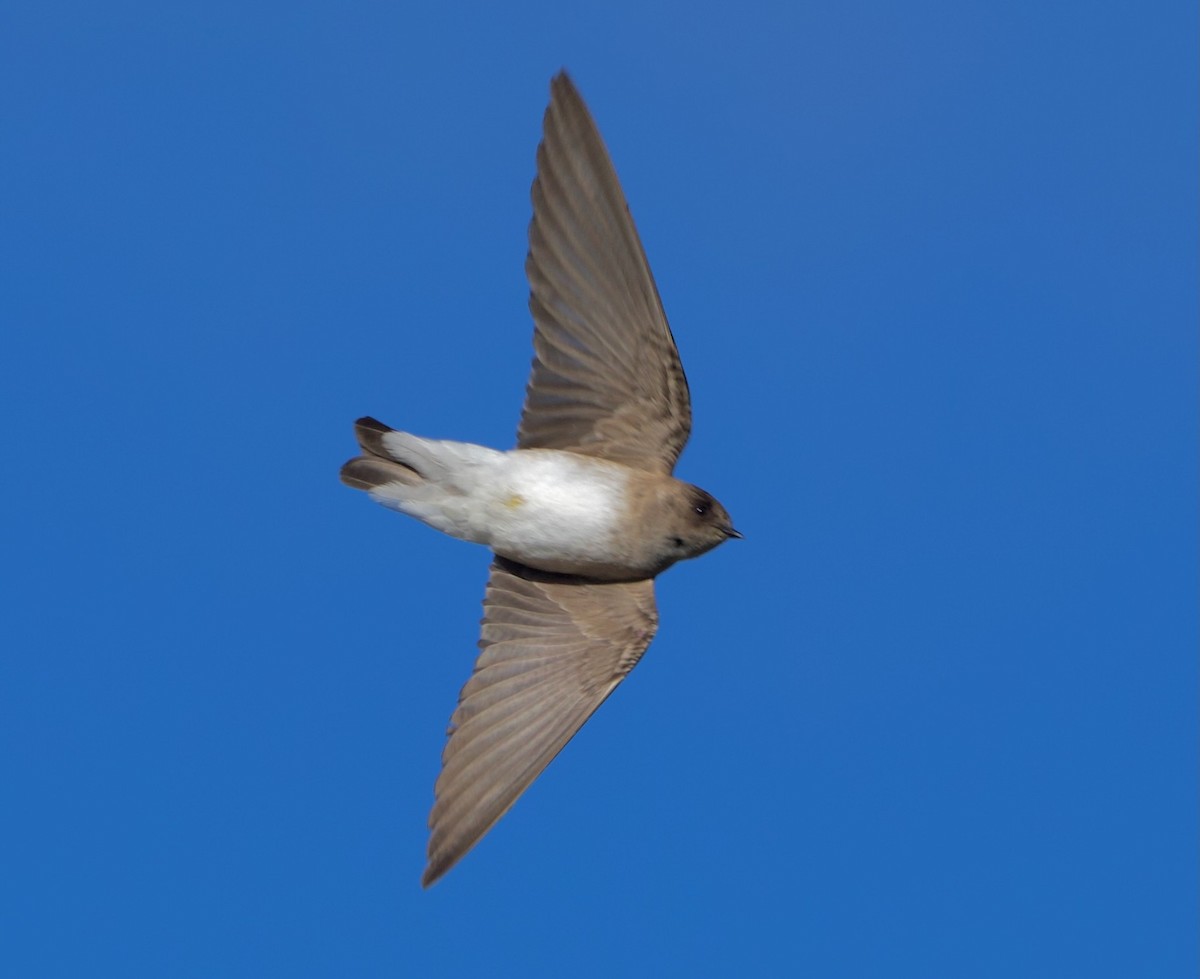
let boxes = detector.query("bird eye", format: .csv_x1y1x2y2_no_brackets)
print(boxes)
693,502,710,517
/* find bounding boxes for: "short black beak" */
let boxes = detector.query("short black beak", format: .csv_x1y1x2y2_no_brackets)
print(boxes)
726,527,743,540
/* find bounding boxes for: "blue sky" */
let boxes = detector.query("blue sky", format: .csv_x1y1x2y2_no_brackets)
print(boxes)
2,1,1195,975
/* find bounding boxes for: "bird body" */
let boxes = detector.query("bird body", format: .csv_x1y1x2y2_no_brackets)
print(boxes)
344,422,735,580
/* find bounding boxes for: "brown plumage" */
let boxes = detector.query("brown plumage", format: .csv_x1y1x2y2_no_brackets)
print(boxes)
340,72,737,886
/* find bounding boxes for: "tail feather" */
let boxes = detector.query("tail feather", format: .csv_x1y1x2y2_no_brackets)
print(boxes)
343,416,495,500
341,417,424,493
353,416,396,459
350,417,469,482
339,455,421,491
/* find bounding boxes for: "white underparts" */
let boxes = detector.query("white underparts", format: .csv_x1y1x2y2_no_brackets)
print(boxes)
366,436,630,574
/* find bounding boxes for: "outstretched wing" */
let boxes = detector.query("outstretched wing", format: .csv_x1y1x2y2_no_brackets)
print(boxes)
519,72,692,474
423,558,658,886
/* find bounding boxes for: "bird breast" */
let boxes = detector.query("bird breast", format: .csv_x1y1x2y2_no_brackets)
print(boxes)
475,450,636,577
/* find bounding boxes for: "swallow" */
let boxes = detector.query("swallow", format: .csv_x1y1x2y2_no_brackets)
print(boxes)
341,72,738,886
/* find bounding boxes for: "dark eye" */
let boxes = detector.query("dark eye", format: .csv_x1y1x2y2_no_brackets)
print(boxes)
693,501,710,517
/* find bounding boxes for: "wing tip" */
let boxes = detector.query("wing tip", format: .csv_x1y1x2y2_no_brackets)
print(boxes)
421,858,449,889
550,68,576,94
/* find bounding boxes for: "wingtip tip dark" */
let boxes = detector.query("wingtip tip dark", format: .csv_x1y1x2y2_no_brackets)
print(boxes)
421,862,446,889
549,69,580,101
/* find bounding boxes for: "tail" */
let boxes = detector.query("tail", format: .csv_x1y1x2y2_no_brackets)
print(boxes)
339,417,424,493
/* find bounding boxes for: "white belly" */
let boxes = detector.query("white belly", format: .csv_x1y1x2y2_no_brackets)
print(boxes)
371,442,631,574
481,452,630,572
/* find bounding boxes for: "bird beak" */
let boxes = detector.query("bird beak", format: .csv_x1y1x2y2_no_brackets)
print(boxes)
725,526,743,540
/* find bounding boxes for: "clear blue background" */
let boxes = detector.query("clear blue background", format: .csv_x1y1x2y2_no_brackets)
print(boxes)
2,1,1195,975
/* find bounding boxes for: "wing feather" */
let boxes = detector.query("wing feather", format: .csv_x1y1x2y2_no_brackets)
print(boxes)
518,72,692,473
422,559,658,886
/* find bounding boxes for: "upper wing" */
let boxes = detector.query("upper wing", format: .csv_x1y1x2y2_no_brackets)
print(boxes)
423,558,658,886
518,72,692,475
